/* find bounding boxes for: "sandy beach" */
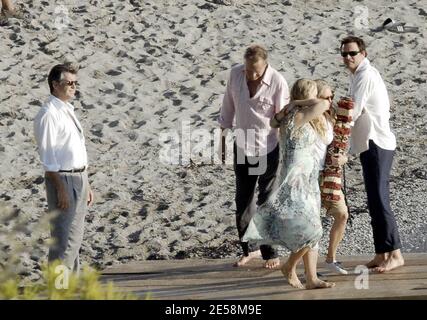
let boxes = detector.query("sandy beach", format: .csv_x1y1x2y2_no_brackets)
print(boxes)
0,0,426,280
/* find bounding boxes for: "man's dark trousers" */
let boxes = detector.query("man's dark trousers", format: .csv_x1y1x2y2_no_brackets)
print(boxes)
360,140,402,253
233,143,279,260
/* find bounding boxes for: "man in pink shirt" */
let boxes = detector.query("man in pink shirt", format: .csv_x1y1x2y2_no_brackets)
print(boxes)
218,45,290,268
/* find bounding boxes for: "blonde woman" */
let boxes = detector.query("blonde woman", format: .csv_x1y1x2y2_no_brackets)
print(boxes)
314,79,349,275
243,79,335,289
274,80,350,275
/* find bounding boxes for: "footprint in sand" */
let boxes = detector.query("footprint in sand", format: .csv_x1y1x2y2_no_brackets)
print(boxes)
108,120,119,128
105,69,122,76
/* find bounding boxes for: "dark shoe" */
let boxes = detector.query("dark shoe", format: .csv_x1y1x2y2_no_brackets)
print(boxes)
382,18,419,33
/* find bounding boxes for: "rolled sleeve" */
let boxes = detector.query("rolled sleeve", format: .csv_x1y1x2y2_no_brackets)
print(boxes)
34,112,60,172
218,73,235,129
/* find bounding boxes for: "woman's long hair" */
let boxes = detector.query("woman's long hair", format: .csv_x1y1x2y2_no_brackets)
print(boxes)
290,79,327,139
314,79,336,126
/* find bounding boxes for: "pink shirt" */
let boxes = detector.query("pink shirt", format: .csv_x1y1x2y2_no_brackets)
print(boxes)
218,64,290,156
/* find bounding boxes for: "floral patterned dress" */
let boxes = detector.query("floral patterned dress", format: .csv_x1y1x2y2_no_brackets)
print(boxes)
242,109,323,253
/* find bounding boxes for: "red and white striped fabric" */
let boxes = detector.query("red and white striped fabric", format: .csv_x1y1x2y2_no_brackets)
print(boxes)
321,97,354,202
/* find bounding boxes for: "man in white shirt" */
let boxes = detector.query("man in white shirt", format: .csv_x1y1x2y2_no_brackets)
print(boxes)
341,36,404,272
218,45,290,269
34,63,94,273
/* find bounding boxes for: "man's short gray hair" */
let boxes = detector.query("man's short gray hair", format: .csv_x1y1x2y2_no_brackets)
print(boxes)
244,45,268,62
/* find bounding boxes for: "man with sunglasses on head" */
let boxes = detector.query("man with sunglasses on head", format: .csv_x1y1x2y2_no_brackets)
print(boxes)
340,36,404,272
34,63,94,274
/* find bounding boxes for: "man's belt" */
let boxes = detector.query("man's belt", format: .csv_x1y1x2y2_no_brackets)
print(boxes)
58,166,86,173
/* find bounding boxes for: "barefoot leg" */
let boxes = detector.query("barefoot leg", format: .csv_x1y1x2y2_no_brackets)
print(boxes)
374,249,404,273
306,279,336,289
281,248,309,289
281,261,304,289
264,257,280,269
365,253,387,268
234,250,261,267
304,248,335,289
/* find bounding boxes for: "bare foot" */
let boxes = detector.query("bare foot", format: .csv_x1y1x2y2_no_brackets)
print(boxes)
306,278,336,289
365,253,387,268
264,258,280,269
373,255,404,273
233,250,261,267
281,263,304,289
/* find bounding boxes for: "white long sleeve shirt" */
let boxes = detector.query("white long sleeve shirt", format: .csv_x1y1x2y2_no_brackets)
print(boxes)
348,58,396,154
34,95,88,172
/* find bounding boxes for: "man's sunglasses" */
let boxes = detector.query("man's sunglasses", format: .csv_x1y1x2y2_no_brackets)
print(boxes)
61,80,79,86
341,51,360,58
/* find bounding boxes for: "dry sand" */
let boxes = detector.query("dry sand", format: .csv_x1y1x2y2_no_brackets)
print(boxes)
0,0,426,279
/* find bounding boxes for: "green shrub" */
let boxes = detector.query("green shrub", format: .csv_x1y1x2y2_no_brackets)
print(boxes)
0,202,140,300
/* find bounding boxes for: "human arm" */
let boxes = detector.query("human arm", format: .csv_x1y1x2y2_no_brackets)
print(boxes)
87,184,94,206
218,72,235,130
45,171,69,209
34,112,61,172
270,101,294,127
218,72,235,164
218,127,227,164
271,98,327,127
34,112,70,209
270,77,290,128
330,154,348,166
350,72,374,124
293,98,330,130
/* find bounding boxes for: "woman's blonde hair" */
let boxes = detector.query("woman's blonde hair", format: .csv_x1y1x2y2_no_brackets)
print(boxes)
290,79,327,139
290,79,317,101
315,79,336,127
314,79,330,98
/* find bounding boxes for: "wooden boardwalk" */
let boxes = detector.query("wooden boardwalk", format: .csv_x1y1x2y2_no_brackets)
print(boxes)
101,253,427,300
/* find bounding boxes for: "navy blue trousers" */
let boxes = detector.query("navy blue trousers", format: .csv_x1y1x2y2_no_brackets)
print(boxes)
360,140,402,254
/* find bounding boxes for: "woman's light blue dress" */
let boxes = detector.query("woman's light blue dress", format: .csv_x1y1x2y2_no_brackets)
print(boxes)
242,109,323,253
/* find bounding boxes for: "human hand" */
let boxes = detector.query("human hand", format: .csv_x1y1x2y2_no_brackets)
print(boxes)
87,188,94,206
277,102,295,121
57,186,70,210
331,154,348,167
217,131,227,164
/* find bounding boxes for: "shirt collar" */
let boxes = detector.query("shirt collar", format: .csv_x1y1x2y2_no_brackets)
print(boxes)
242,64,273,86
354,58,370,76
49,94,74,111
261,64,273,86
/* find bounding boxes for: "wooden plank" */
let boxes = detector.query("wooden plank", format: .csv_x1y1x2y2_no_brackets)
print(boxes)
101,253,427,300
